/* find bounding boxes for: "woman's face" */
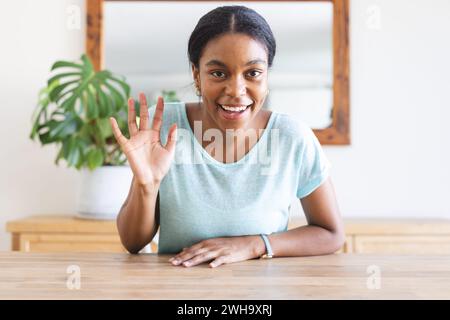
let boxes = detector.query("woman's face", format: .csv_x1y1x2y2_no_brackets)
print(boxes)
192,33,269,130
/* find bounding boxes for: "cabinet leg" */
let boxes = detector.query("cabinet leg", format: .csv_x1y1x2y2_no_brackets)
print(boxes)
11,233,20,251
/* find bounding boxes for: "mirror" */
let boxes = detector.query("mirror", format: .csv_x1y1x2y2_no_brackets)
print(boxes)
86,0,350,144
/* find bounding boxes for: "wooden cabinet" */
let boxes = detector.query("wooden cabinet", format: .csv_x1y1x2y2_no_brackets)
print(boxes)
6,215,450,254
6,215,157,253
289,217,450,254
351,235,450,254
7,215,122,253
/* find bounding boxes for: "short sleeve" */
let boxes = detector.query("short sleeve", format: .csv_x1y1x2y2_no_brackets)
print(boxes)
296,125,331,199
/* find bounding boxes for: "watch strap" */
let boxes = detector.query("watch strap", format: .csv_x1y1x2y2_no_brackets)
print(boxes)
260,234,273,258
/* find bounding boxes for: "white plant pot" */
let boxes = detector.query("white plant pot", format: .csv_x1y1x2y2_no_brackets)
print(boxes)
76,165,133,220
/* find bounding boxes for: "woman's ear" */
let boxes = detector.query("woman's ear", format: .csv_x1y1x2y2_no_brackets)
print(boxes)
191,63,196,73
191,64,200,83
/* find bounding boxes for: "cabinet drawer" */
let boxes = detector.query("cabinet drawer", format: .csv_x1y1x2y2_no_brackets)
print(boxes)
17,233,126,253
354,235,450,254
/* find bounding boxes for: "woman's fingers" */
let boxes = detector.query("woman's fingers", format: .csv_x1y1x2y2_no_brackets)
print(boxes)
164,123,178,153
209,256,230,268
139,92,149,130
181,251,218,268
109,116,128,147
170,247,210,266
151,96,164,132
128,98,138,136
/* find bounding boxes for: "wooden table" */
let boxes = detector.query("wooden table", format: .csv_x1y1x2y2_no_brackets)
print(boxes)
1,252,449,299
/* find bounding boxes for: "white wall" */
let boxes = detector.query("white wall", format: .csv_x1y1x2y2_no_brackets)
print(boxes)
1,0,450,251
325,0,450,219
0,0,85,250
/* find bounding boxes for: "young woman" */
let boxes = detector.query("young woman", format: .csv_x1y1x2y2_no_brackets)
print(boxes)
109,5,344,268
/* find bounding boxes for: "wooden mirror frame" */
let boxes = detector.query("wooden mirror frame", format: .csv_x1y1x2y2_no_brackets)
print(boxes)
86,0,350,145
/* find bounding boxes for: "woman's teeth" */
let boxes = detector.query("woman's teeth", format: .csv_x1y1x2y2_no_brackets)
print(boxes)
219,104,251,112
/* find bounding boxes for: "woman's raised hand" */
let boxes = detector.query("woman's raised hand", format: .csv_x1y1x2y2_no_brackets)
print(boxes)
109,93,177,188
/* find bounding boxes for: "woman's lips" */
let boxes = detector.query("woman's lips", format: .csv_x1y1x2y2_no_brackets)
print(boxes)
218,103,252,107
216,103,252,120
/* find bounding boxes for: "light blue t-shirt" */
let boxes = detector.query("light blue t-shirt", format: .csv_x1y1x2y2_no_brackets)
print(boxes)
149,102,331,253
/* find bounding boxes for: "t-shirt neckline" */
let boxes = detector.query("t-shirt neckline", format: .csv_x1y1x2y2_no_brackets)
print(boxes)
180,101,276,167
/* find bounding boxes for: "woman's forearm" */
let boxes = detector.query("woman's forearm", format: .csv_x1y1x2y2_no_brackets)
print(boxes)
116,176,160,254
255,225,345,258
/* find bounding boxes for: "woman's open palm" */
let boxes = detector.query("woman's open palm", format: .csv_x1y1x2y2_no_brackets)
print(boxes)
109,93,177,187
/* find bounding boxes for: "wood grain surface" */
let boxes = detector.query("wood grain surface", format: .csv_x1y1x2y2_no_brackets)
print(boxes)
1,252,449,299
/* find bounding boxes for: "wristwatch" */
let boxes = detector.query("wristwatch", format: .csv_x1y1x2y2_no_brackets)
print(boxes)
259,234,274,259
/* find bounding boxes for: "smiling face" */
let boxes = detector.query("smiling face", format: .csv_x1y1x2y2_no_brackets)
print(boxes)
191,33,270,131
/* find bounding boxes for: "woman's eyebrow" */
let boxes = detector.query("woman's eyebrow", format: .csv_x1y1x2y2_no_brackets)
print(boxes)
205,59,267,67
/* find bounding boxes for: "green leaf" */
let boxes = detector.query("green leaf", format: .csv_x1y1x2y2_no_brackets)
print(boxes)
51,60,83,71
87,148,104,170
103,81,126,112
59,94,77,112
30,97,49,140
81,54,94,75
47,72,81,87
97,118,113,139
54,143,65,165
109,75,130,97
48,115,78,139
57,75,92,112
96,70,111,80
49,80,78,101
78,123,92,142
92,81,110,117
66,137,81,167
54,87,76,104
39,131,53,144
36,120,58,144
30,82,61,139
85,88,99,120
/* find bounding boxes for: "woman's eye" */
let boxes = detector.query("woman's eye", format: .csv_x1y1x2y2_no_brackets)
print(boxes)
211,71,226,78
247,70,262,78
210,70,262,79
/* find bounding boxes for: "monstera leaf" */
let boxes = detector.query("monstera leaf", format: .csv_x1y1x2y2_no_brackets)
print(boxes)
30,54,131,170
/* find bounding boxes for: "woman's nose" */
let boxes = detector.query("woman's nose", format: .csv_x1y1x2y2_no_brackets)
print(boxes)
225,77,246,97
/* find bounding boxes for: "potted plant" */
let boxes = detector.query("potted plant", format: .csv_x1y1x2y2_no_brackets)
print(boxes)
30,54,133,220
